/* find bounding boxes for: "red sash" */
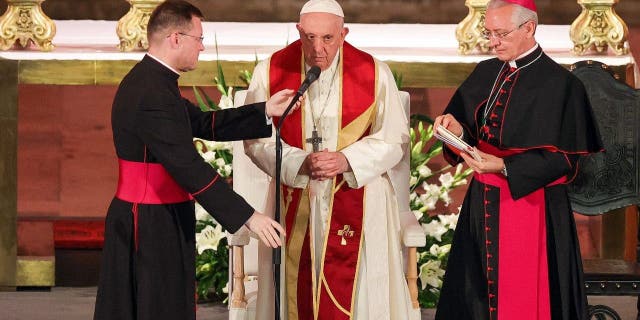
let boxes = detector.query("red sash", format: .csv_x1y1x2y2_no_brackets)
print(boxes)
475,141,566,320
270,41,376,319
115,159,192,204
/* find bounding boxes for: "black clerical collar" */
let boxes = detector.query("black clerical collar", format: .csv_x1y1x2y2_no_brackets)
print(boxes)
142,54,181,81
511,44,542,68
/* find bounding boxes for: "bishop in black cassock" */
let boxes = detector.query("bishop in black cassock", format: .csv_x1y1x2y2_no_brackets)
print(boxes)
434,1,602,319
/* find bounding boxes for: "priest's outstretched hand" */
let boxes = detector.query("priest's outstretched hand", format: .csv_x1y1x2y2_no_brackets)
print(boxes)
265,89,303,117
245,211,285,248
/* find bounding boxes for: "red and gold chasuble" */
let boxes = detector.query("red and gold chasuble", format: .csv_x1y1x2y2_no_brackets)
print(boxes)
269,40,377,320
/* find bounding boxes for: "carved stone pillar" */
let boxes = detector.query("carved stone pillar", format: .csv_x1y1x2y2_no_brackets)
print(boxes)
0,0,56,51
456,0,490,55
116,0,163,52
570,0,629,55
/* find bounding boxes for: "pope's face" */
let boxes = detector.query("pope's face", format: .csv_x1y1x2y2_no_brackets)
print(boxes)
176,17,204,72
297,12,348,71
484,5,535,62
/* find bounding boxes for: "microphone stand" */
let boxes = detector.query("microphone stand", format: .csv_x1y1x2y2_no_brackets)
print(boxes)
273,90,303,320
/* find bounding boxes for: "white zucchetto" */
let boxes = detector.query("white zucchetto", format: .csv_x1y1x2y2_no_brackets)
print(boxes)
299,0,344,17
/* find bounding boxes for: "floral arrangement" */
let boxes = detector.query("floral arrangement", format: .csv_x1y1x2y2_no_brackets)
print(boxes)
192,64,472,308
194,202,229,301
192,56,253,301
409,116,472,308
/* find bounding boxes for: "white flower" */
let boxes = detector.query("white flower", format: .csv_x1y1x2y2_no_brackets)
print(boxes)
214,158,227,167
418,193,437,211
201,151,217,163
429,243,451,257
409,175,418,187
195,224,226,254
208,141,232,151
455,163,464,176
453,178,468,187
418,260,445,289
429,244,440,256
439,190,452,206
218,87,234,109
422,183,440,196
419,183,441,211
195,203,213,222
438,213,459,230
439,172,455,189
422,220,448,242
218,164,232,177
413,210,424,220
417,165,432,178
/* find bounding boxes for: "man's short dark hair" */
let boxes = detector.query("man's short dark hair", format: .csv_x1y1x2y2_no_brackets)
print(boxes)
147,0,204,40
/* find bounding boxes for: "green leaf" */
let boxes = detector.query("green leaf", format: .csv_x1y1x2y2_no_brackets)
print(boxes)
193,87,211,112
426,140,443,158
200,88,219,111
218,150,232,165
392,70,403,88
239,69,252,87
214,34,228,96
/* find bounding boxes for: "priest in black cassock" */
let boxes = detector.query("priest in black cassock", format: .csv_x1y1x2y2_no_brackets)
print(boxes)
434,0,602,319
93,1,298,319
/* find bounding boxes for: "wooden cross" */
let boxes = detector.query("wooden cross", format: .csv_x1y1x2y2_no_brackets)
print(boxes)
305,129,323,152
337,225,355,246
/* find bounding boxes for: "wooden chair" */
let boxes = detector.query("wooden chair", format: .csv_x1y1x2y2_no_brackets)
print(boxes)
568,60,640,320
227,90,426,319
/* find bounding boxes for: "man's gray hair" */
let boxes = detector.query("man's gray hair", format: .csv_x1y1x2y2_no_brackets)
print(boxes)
487,0,538,26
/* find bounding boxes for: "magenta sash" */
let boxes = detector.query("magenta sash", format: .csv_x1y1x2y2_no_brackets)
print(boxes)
115,159,192,204
474,141,566,320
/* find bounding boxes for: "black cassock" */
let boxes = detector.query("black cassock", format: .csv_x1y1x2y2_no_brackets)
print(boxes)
435,46,602,320
94,55,272,320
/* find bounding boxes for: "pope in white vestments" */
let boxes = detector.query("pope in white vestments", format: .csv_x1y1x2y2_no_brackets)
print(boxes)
243,0,416,319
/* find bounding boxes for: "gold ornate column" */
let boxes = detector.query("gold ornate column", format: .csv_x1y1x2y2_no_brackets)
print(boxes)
0,0,56,51
116,0,163,52
456,0,490,55
570,0,629,55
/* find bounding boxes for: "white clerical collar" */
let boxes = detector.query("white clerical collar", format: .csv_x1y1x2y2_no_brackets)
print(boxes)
146,53,181,75
509,43,539,68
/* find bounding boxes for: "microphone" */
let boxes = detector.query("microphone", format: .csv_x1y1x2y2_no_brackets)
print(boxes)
277,66,321,130
297,66,321,95
272,66,319,320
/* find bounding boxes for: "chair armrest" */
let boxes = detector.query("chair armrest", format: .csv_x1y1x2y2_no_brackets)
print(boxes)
400,211,426,248
227,226,251,246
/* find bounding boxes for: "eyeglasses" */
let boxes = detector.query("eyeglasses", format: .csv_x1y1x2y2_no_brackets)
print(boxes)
481,21,529,40
178,32,204,43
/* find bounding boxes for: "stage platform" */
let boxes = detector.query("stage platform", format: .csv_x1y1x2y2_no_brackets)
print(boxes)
0,287,636,320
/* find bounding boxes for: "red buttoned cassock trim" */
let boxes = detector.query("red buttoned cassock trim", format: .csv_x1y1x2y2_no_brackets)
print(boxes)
474,141,567,320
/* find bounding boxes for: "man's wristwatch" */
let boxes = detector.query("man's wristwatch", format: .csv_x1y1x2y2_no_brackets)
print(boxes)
501,165,508,177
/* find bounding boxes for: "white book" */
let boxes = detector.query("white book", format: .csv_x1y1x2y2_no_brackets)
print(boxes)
434,125,483,162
